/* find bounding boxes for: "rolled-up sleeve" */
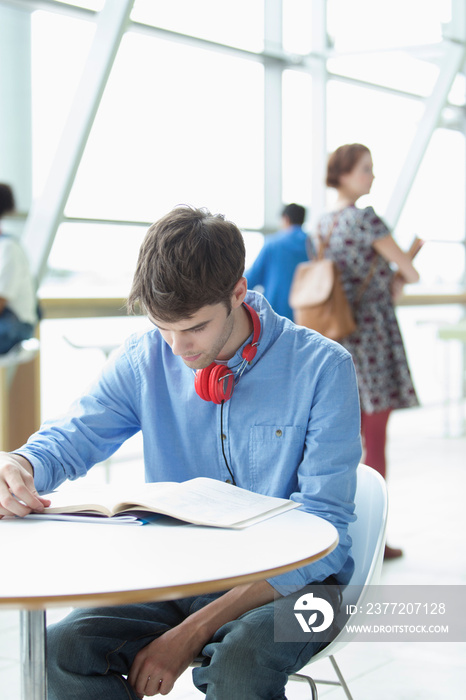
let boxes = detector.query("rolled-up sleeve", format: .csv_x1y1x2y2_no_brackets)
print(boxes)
16,340,142,493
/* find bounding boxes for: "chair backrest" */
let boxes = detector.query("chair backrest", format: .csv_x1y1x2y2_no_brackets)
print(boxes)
309,463,388,661
347,463,388,588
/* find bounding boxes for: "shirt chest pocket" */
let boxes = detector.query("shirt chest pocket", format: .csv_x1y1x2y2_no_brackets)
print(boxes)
248,425,306,492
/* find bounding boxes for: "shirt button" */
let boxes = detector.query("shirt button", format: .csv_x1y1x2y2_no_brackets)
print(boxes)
225,479,232,484
275,429,283,437
221,433,227,440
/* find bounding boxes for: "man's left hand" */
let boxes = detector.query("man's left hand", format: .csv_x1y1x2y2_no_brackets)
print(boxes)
128,625,203,697
128,579,276,696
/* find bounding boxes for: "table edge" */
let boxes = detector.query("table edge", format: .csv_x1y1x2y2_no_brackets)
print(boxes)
0,540,338,610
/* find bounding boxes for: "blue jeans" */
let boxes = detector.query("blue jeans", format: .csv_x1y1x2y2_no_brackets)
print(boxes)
47,586,340,699
0,308,33,354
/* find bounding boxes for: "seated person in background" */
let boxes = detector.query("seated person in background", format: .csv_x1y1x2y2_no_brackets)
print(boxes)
0,183,38,354
0,205,361,700
245,202,310,320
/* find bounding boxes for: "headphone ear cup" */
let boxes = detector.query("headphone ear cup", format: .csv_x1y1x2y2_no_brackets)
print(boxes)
194,363,216,402
208,364,235,404
195,363,235,403
194,300,261,402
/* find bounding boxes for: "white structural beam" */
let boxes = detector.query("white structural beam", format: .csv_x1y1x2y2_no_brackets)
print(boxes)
263,0,283,231
22,0,135,283
309,0,328,228
383,39,465,231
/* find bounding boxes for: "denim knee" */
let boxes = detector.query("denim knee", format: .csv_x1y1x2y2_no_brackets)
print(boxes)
48,607,135,678
47,612,99,675
47,610,143,700
193,607,289,699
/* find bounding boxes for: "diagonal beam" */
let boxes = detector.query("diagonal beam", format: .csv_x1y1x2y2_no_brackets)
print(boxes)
383,39,464,231
23,0,135,283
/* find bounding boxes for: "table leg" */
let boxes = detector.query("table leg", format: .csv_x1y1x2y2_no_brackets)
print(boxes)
20,610,47,700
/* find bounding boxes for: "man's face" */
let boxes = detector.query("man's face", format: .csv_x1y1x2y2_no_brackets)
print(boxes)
150,303,236,370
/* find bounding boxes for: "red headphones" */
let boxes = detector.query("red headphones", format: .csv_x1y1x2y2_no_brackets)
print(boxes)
194,303,261,404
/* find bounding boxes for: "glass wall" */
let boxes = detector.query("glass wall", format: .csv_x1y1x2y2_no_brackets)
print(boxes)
23,0,466,416
282,69,313,215
131,0,265,53
31,10,95,199
32,6,265,299
397,128,465,288
31,1,465,293
326,81,425,213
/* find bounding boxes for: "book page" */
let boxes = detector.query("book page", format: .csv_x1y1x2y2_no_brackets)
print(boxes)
42,478,300,528
24,513,144,525
119,478,299,528
42,481,176,517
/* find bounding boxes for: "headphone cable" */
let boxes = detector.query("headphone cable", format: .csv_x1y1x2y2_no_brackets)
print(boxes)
220,401,236,486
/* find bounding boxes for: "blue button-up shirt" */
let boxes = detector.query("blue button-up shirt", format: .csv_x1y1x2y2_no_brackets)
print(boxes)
19,292,361,594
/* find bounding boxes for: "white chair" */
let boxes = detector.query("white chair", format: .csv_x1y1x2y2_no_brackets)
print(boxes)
190,464,388,699
437,319,466,436
0,337,41,451
289,463,388,699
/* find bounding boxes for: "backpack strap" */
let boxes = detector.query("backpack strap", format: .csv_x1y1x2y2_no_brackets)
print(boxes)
313,211,340,260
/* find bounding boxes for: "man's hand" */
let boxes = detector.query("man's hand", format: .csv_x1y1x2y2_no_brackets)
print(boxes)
0,452,50,518
128,579,276,697
128,624,204,697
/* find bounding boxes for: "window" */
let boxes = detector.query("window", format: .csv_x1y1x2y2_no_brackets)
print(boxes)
327,80,424,214
327,0,448,51
282,69,312,212
131,0,265,53
397,129,465,289
66,33,264,229
31,10,95,198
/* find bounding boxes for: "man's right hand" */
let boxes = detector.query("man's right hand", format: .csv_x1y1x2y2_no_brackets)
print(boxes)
0,453,50,518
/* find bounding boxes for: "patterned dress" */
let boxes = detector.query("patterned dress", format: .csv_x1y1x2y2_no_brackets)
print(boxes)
316,205,418,414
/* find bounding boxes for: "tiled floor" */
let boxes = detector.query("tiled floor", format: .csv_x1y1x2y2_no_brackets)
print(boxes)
1,402,465,699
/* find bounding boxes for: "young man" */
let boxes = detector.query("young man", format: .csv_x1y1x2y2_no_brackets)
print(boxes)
0,205,361,699
245,202,311,321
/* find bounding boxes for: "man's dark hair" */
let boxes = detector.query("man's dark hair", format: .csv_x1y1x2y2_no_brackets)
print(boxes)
281,203,306,226
127,205,246,322
0,184,15,219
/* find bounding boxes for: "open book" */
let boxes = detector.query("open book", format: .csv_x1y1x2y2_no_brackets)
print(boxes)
31,477,300,528
407,235,424,260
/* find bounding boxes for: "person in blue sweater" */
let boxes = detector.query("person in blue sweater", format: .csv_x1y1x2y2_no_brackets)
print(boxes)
246,203,311,320
0,205,360,700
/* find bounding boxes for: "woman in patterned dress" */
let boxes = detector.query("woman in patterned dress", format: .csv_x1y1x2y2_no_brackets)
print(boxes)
318,143,420,559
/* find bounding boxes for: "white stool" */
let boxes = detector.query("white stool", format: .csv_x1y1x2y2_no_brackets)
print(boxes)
0,337,40,368
437,320,466,436
0,337,41,451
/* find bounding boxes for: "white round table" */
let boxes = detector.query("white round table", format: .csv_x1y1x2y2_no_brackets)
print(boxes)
0,509,338,699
